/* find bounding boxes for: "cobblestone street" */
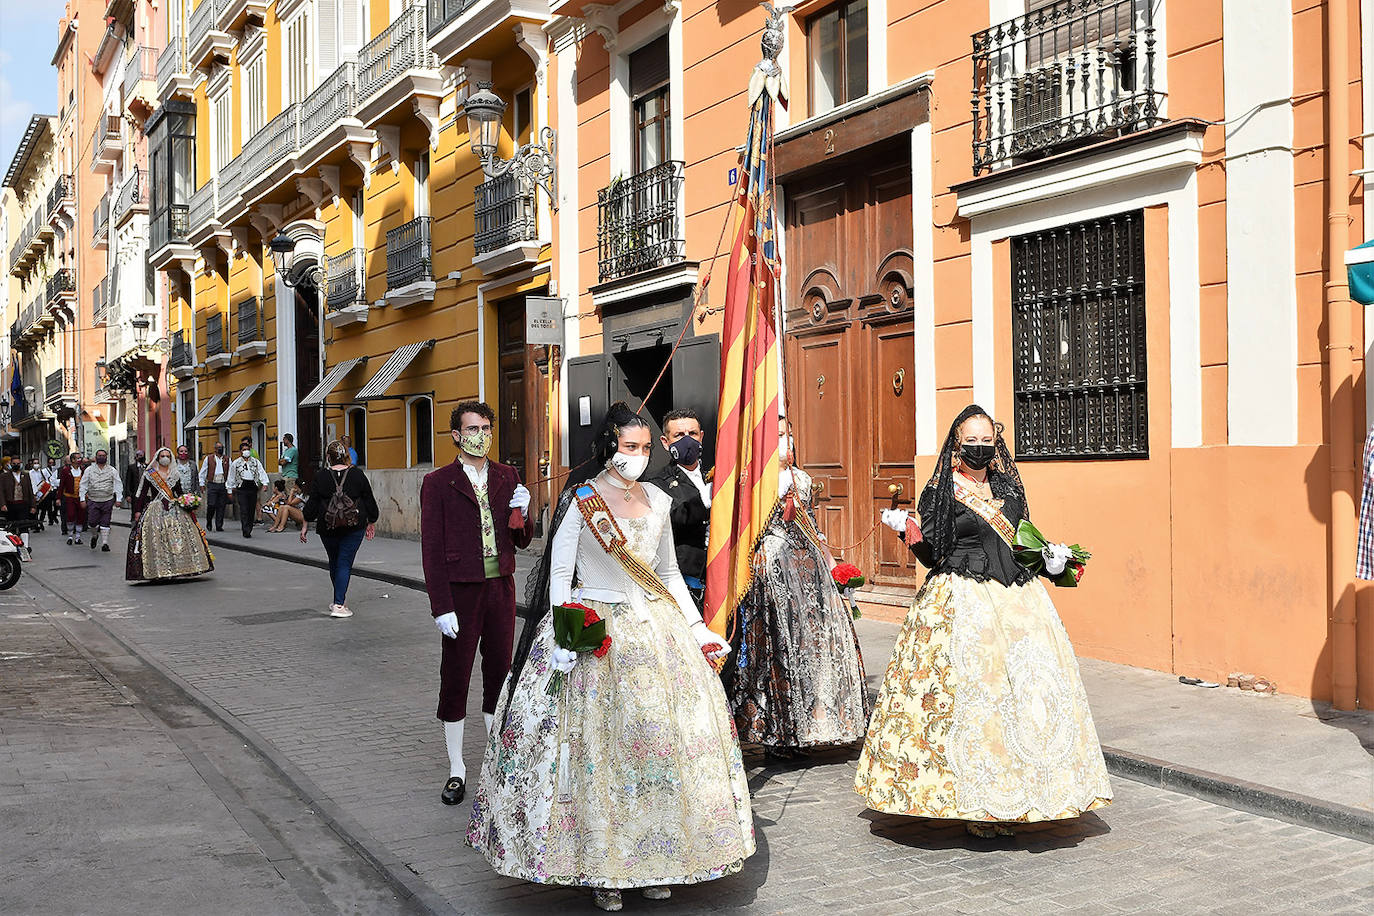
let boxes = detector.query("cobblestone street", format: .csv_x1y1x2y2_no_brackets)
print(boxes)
2,530,1368,915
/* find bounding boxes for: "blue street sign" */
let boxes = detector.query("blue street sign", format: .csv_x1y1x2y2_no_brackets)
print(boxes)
728,167,738,186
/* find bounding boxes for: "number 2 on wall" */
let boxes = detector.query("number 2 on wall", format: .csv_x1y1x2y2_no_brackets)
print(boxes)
823,128,835,155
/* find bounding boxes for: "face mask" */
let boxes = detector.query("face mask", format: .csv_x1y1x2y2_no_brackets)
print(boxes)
95,456,107,465
458,429,492,458
241,450,251,459
668,434,702,467
960,443,995,471
609,452,649,481
157,456,171,468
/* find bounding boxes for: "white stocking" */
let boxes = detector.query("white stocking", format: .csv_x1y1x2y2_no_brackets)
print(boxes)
444,719,466,780
99,527,110,548
483,711,494,735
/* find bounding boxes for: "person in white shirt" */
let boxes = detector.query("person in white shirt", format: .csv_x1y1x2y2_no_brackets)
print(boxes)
34,456,61,527
199,443,230,531
648,408,713,609
226,446,270,539
78,449,124,552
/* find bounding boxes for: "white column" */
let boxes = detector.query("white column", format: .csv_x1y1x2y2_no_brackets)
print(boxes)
1223,0,1298,445
911,122,938,455
868,0,888,94
276,275,297,442
556,39,581,467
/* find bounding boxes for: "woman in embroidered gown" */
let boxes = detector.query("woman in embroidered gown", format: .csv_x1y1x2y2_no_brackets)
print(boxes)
725,416,869,754
854,405,1110,837
126,446,214,582
468,404,754,911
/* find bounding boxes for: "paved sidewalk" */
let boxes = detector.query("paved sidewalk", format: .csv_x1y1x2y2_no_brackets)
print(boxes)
197,523,1374,832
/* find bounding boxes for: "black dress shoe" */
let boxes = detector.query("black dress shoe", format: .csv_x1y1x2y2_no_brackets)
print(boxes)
440,776,465,806
101,544,110,552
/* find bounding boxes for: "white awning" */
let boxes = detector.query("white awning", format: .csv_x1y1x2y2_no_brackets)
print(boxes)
184,392,228,429
299,356,368,408
213,382,265,425
356,340,435,401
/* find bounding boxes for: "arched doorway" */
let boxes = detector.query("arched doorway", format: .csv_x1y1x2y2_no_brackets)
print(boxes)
294,284,322,490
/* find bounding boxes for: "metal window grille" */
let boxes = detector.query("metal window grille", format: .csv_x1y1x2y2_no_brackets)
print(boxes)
170,330,193,368
474,173,536,255
1011,209,1147,459
206,312,225,355
237,296,263,344
386,216,432,289
596,160,685,284
327,247,367,311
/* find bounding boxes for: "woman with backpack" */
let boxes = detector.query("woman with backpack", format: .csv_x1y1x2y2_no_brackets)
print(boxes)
302,439,380,618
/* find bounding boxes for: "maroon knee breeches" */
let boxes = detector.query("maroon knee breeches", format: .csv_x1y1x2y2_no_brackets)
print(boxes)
436,576,516,722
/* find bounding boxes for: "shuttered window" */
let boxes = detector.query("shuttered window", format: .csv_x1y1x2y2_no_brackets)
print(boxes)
243,54,266,138
284,11,312,105
630,36,670,173
316,0,366,86
213,90,232,171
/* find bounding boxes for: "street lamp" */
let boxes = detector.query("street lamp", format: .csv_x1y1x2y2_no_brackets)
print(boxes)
463,81,558,209
270,232,321,290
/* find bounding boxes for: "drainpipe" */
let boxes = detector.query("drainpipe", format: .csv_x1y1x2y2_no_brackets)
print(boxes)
1327,0,1359,710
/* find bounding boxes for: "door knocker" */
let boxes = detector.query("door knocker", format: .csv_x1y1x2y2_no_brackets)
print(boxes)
892,368,905,396
816,374,826,398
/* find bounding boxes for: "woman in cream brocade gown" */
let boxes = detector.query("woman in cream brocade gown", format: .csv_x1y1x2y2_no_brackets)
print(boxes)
126,447,214,582
468,405,753,911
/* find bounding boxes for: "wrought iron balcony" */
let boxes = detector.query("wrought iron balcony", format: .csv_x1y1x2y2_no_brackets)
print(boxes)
188,0,227,69
95,114,123,168
241,103,300,193
93,277,109,325
357,3,437,106
596,161,686,284
169,329,194,369
475,173,537,256
113,167,144,227
206,312,226,358
386,216,433,290
302,62,357,140
46,268,75,305
236,296,264,346
46,175,74,222
327,248,367,312
123,46,158,109
971,0,1162,175
218,156,244,215
151,202,190,255
93,194,111,248
156,37,189,101
188,178,217,240
45,368,77,405
426,0,478,34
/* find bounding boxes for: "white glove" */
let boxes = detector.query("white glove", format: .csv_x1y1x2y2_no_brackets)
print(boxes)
1042,543,1074,577
434,612,459,639
550,646,579,673
778,469,793,498
509,484,531,517
691,621,729,660
881,508,910,533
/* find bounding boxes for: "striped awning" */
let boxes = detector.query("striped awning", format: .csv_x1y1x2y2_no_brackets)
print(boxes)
184,392,228,429
356,340,435,401
213,382,265,425
299,356,369,407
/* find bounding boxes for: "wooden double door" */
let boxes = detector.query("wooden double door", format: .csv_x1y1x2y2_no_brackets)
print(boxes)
495,292,550,533
782,146,920,588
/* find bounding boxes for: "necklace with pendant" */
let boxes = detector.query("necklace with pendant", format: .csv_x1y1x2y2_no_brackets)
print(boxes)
603,473,636,503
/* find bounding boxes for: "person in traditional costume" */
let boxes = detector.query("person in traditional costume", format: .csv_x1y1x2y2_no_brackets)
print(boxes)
127,446,214,582
723,416,870,758
467,403,754,912
854,405,1111,837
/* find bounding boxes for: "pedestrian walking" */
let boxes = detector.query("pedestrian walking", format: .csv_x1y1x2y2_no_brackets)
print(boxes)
36,456,60,528
78,449,123,552
856,405,1112,837
59,453,86,545
127,447,213,582
0,456,37,549
122,451,147,517
226,444,269,538
199,443,229,532
419,400,533,806
302,440,379,619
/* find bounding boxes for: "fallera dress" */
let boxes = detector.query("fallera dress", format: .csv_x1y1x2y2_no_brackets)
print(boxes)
126,470,214,582
854,484,1112,823
725,466,871,748
467,474,754,889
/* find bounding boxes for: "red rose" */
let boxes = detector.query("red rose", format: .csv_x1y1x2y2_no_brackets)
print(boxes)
583,607,602,627
592,636,612,659
1071,562,1085,583
831,563,862,584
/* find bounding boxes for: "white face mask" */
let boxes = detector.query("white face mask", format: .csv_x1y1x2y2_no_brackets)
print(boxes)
158,456,172,468
609,452,649,481
241,450,251,459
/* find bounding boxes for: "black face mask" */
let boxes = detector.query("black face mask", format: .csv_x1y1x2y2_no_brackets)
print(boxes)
668,434,702,467
960,443,995,471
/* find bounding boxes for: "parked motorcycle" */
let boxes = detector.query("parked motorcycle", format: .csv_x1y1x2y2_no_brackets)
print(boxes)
0,522,34,590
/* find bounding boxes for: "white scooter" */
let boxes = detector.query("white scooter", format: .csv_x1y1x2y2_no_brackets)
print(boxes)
0,522,33,590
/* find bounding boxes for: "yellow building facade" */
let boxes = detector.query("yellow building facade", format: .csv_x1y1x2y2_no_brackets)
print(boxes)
153,0,556,535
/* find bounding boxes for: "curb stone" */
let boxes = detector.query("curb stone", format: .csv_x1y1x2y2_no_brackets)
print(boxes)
26,563,462,916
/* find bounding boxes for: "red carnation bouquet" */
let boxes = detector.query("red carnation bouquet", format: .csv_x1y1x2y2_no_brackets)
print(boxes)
545,602,612,696
830,563,865,619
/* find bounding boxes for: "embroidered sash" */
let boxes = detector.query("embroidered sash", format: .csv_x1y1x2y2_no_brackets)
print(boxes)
144,469,178,502
787,489,830,556
573,483,675,603
953,482,1018,548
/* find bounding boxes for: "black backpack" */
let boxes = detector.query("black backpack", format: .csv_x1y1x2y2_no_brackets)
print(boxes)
322,468,361,529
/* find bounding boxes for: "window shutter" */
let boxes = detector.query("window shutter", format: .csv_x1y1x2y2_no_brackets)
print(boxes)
629,35,670,99
339,0,364,61
317,0,338,82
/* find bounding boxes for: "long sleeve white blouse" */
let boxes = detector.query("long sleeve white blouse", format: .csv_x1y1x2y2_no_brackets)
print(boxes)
547,477,704,629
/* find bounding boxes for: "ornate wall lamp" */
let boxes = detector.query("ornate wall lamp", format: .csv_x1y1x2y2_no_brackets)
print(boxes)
464,82,558,210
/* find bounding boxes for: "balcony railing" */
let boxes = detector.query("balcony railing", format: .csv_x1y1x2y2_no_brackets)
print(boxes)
45,368,77,402
597,161,686,284
93,277,109,325
188,178,216,236
219,156,244,213
475,173,537,255
188,0,219,58
93,194,110,244
386,216,432,289
46,174,73,219
156,37,188,99
302,62,357,140
243,103,300,185
170,330,193,368
236,296,264,345
46,268,75,304
358,3,436,104
113,167,143,226
327,247,367,312
427,0,478,34
123,46,157,102
206,312,226,357
151,203,190,254
971,0,1161,175
96,114,123,150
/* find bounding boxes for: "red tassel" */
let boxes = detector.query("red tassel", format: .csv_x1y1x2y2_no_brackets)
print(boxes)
782,493,796,523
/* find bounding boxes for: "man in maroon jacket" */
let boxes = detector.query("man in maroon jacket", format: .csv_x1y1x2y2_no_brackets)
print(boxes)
420,400,533,806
